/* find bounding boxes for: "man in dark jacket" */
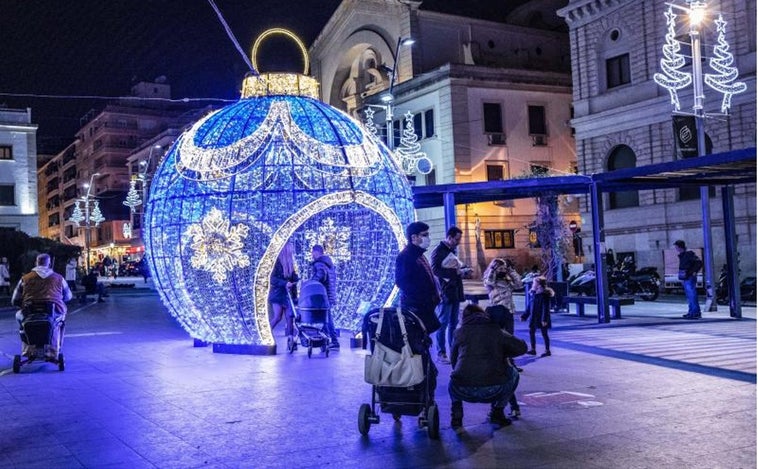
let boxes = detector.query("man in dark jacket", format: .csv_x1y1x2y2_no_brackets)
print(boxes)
431,226,464,363
449,303,526,428
310,244,340,349
395,221,441,333
674,240,702,319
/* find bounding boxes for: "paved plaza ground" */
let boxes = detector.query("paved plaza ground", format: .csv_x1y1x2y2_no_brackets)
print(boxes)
0,279,755,468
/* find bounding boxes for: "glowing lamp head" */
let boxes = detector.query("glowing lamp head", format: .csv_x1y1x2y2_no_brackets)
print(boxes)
688,2,707,25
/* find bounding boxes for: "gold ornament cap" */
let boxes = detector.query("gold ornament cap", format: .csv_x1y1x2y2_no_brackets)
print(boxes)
241,28,320,99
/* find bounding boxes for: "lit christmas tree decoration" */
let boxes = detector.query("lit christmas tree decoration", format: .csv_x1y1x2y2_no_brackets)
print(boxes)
654,6,692,110
90,200,105,226
144,29,415,352
69,200,84,224
123,178,142,213
704,14,747,113
395,111,433,175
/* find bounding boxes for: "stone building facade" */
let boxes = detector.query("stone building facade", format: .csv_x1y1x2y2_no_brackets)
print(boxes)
0,107,38,236
558,0,756,278
310,0,579,273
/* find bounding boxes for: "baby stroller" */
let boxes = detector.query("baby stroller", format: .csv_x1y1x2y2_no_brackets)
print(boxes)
287,280,332,358
358,307,439,438
13,301,66,373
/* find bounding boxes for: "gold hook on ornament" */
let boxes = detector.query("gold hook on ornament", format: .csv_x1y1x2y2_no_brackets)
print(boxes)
251,28,310,75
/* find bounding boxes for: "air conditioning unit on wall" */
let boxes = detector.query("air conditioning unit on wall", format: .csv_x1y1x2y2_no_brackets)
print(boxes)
487,133,506,146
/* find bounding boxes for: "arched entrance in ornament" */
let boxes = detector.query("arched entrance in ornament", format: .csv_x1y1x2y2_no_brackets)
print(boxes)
253,190,407,345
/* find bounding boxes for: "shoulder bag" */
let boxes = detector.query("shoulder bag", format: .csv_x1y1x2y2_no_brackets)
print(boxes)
364,307,425,387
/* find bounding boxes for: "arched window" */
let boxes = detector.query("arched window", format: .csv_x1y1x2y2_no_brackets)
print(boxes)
607,145,639,209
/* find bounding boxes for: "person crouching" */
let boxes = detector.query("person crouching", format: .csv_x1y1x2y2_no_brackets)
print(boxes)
448,303,527,429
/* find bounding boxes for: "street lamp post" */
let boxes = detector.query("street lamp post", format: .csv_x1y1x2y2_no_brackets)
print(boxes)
378,36,415,150
654,0,747,312
69,173,103,272
124,144,161,234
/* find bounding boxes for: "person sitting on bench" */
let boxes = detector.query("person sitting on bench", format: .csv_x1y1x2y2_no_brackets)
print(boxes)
81,269,108,303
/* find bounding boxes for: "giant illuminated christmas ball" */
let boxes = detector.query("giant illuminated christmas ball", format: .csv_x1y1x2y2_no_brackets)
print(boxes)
144,29,415,353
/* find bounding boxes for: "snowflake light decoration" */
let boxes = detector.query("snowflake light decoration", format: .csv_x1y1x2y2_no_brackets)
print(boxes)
185,208,251,284
303,217,352,263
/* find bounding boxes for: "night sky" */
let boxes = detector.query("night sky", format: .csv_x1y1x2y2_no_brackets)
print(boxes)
0,0,527,153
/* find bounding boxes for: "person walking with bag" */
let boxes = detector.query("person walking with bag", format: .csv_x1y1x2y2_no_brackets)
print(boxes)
521,276,554,357
431,226,465,364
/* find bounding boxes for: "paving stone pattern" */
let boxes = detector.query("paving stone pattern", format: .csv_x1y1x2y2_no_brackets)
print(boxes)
0,289,755,468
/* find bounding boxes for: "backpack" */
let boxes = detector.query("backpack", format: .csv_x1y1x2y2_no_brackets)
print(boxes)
691,254,703,273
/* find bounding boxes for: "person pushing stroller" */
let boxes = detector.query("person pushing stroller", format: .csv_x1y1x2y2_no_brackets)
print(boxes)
309,244,339,349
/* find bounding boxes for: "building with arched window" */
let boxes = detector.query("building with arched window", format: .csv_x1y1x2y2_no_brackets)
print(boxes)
310,0,579,274
559,0,756,276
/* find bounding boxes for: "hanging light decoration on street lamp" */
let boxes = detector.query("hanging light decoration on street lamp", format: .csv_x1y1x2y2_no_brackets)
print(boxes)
123,177,142,213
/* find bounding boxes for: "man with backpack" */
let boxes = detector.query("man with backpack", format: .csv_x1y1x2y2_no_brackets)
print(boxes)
674,240,703,319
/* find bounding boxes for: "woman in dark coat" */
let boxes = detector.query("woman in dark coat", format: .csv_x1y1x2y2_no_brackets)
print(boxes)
521,276,554,357
269,242,299,337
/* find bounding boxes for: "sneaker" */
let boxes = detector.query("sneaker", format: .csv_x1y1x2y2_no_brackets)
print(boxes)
682,313,702,319
525,350,537,356
509,408,521,419
328,342,340,350
437,352,450,364
540,351,552,357
488,407,512,427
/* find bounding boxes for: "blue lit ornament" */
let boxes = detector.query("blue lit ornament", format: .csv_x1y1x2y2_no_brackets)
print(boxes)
144,29,415,353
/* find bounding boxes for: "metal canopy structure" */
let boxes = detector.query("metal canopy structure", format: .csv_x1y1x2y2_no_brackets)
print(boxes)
411,147,756,322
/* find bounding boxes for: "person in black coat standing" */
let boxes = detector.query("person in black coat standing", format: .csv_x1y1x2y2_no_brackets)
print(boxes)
395,222,441,333
521,276,554,357
431,226,465,364
309,244,340,349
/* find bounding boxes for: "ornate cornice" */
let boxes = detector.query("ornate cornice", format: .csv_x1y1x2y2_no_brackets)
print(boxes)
557,0,629,28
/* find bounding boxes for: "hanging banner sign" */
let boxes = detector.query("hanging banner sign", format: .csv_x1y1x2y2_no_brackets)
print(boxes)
672,115,698,159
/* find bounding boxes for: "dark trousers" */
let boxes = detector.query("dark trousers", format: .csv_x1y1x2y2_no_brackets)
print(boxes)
529,326,550,352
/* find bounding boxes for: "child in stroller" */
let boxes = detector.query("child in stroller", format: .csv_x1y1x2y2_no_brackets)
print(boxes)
13,301,66,373
287,280,332,358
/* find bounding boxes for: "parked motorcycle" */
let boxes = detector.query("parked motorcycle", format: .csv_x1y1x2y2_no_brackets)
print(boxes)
568,258,661,301
610,259,661,301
